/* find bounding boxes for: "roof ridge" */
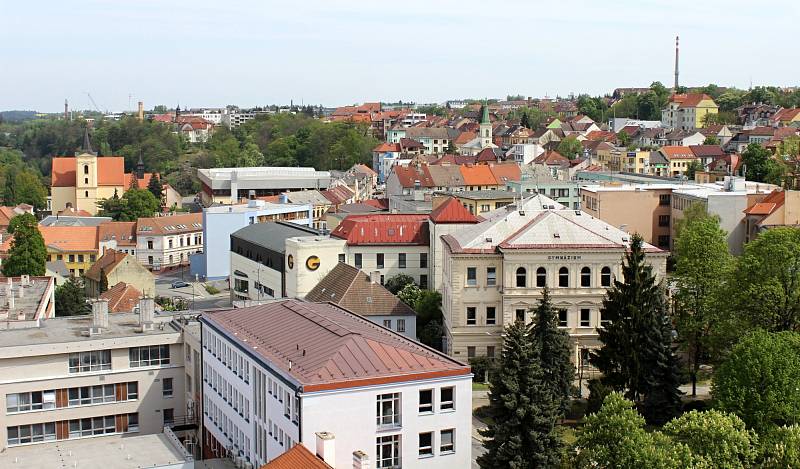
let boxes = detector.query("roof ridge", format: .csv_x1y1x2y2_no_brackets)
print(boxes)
551,210,627,246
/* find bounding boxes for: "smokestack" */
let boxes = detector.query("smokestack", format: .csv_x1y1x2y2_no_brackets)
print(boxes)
65,99,69,121
353,450,370,469
674,35,680,90
137,101,144,121
315,432,336,467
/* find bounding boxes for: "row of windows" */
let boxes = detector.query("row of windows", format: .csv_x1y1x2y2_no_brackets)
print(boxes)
466,306,610,329
466,266,613,288
50,253,96,263
267,376,299,424
354,252,427,270
203,329,251,384
382,318,406,333
68,350,111,373
204,395,251,460
129,345,171,367
418,429,455,457
164,235,202,249
6,413,138,446
6,383,138,414
376,387,455,431
204,363,251,423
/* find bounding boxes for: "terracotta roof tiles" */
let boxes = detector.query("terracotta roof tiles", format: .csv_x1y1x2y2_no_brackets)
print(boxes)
136,213,202,236
100,282,142,313
459,164,498,186
331,214,430,246
430,197,479,224
260,444,332,469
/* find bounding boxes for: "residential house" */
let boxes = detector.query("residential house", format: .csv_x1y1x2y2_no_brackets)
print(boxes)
305,262,418,339
771,108,800,127
659,146,701,177
743,189,800,243
689,145,726,169
657,129,706,147
136,213,203,271
85,249,155,298
661,93,719,130
99,282,143,313
98,221,137,257
39,226,100,276
435,190,516,216
0,204,33,235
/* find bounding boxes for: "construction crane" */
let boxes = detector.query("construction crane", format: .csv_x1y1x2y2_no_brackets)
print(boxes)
86,92,103,113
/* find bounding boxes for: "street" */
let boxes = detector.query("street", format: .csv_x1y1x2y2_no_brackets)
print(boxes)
154,269,231,311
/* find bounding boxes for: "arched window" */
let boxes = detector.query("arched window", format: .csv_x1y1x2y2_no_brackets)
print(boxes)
484,129,489,137
580,267,591,287
83,164,89,175
601,266,612,287
536,267,547,287
559,267,569,288
516,267,526,287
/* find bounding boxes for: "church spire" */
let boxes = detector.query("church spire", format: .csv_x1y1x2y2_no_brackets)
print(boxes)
136,151,145,179
81,126,95,155
480,100,490,124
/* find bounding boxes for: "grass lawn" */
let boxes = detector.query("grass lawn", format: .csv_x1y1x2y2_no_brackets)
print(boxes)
472,382,490,391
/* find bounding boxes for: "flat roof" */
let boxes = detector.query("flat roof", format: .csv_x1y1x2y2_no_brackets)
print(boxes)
0,311,181,351
437,190,517,200
0,434,186,469
0,276,52,321
580,183,691,193
231,221,322,253
205,201,310,214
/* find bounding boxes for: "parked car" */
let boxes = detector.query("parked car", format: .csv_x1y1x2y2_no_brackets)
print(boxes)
171,280,190,289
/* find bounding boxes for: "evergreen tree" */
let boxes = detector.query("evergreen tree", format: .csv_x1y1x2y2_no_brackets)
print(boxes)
521,111,531,129
147,173,163,202
590,234,682,424
99,268,109,294
478,321,562,468
55,276,88,316
2,213,46,276
529,287,574,415
641,313,684,426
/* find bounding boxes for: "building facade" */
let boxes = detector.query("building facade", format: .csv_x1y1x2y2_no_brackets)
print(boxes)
136,213,204,271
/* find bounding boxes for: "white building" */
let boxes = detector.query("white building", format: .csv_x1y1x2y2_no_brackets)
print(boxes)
201,300,472,468
136,213,203,270
440,194,668,364
198,167,332,206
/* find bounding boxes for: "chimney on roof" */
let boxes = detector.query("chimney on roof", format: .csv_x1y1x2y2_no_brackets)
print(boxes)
138,296,155,332
369,271,380,284
315,432,336,467
89,299,109,335
353,450,370,469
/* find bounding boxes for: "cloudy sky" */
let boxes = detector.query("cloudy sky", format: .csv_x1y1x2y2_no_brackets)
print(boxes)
2,0,797,112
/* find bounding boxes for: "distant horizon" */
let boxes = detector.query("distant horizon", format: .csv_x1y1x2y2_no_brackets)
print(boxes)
2,0,798,113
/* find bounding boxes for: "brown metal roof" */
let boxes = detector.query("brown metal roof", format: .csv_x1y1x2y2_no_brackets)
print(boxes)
203,300,470,392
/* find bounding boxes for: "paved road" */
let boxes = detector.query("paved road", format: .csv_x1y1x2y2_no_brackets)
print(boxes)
154,270,231,311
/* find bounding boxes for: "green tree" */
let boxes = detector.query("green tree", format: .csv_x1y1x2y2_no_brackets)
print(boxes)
397,282,421,308
557,136,583,159
445,140,456,154
574,393,695,469
685,161,701,181
478,321,562,468
520,111,531,129
55,276,88,316
384,273,415,294
617,130,631,147
590,235,682,423
673,206,732,395
529,287,574,415
99,268,109,294
760,425,800,468
712,331,800,433
120,188,160,220
703,135,720,145
728,227,800,332
2,213,46,276
147,173,163,202
663,410,757,468
414,290,444,349
741,143,784,184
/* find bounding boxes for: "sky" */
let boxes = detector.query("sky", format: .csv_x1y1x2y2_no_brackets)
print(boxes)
2,0,798,112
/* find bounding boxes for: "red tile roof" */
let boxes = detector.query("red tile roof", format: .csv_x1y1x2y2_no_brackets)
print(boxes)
454,131,476,145
689,145,725,158
85,249,128,281
487,162,521,184
203,299,470,392
772,108,800,123
361,198,389,210
98,221,137,246
331,214,430,245
321,185,355,205
430,197,479,224
40,226,99,252
51,157,127,187
475,148,499,162
661,146,697,159
260,444,331,469
460,164,498,186
671,93,715,108
744,189,785,216
100,282,142,313
373,142,400,153
137,213,202,236
391,164,435,188
533,150,570,166
586,130,617,142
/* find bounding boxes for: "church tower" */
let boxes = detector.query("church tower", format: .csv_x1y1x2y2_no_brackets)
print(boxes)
479,102,492,148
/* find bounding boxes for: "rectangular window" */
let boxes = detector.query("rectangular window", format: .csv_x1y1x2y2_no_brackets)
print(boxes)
440,429,455,454
558,309,568,327
376,434,401,469
69,254,75,262
376,393,401,428
398,253,406,269
383,319,392,329
397,319,406,333
659,194,671,206
419,253,427,269
516,309,526,323
419,389,433,413
163,408,174,426
440,387,454,411
486,307,496,325
130,345,170,367
658,235,671,248
162,378,173,398
355,253,362,269
600,310,611,327
486,267,496,286
419,432,433,457
467,346,476,358
338,253,345,263
580,309,591,327
658,214,670,227
376,253,384,269
68,350,111,373
127,382,138,400
419,274,428,289
487,346,496,358
466,267,477,286
466,307,477,325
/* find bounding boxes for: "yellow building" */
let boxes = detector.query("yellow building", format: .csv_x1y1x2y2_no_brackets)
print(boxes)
51,130,155,215
662,93,719,130
434,190,515,216
41,226,100,276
